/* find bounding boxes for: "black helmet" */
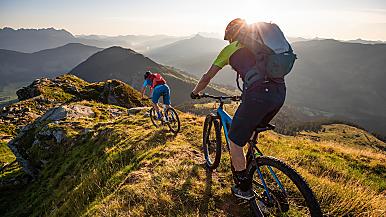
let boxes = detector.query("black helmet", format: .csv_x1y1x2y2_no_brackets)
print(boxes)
224,18,246,41
144,71,152,79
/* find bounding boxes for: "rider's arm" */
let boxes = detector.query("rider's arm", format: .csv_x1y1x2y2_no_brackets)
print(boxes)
141,79,150,98
141,86,147,98
192,42,241,95
192,65,221,94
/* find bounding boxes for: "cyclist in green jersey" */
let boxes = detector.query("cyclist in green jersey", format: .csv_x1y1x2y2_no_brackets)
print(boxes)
191,18,286,199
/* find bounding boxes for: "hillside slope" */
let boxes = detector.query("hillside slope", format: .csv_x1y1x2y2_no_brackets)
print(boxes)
288,39,386,136
0,76,385,217
1,109,385,216
70,46,226,105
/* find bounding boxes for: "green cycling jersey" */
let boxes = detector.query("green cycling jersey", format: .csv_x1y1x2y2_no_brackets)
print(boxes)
213,41,244,68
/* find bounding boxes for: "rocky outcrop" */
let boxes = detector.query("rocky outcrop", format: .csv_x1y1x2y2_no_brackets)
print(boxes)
16,78,49,100
6,103,126,177
80,79,147,109
15,74,149,108
1,74,150,178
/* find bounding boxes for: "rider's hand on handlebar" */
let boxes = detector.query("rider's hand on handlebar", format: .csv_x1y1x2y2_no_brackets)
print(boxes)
190,92,201,99
232,95,241,101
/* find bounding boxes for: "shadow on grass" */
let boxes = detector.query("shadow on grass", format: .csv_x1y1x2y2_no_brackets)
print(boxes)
199,164,213,215
146,128,176,147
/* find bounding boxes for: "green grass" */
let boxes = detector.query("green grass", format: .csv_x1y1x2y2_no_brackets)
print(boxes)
1,74,384,216
1,110,384,217
0,141,15,165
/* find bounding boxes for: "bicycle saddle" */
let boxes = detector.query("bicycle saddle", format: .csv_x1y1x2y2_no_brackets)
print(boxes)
254,123,276,133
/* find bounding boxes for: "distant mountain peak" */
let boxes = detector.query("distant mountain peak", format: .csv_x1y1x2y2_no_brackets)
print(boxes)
193,33,204,38
100,46,139,55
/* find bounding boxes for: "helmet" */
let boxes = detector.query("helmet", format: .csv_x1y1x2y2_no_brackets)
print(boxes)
144,71,152,79
224,18,246,41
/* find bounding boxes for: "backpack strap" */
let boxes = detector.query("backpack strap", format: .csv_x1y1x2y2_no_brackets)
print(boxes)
236,73,243,92
243,67,266,89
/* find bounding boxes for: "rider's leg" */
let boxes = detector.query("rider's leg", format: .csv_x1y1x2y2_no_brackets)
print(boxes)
163,84,171,108
229,138,253,199
230,140,246,171
152,86,162,119
228,84,286,199
152,102,162,119
153,102,160,112
162,84,172,120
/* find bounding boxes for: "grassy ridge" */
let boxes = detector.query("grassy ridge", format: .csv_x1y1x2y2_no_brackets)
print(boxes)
1,106,385,216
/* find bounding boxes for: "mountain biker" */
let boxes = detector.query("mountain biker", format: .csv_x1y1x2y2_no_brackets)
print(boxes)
191,18,287,199
142,71,171,120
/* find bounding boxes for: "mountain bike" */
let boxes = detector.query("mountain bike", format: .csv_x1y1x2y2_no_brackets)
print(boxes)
196,93,322,217
149,104,180,134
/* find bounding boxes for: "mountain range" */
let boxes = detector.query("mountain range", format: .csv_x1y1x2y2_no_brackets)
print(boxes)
0,27,186,53
1,27,386,137
0,43,102,93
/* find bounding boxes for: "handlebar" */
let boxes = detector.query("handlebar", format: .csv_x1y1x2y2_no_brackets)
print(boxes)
197,93,241,101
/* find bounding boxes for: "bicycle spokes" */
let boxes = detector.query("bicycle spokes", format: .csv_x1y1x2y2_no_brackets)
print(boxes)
165,108,180,134
206,124,217,162
253,165,311,216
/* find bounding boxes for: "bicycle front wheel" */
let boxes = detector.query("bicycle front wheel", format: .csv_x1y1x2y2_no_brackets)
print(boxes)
149,108,161,127
250,156,322,217
165,107,180,134
202,114,222,170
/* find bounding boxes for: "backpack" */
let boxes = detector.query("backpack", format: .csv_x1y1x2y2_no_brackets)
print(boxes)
151,73,166,88
236,22,297,90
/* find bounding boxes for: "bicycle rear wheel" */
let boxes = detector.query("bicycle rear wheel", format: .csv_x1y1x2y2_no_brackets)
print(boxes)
250,156,322,217
202,114,222,170
165,107,180,134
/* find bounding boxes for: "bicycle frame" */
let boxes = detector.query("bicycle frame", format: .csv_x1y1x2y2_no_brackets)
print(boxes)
213,98,286,203
216,102,233,151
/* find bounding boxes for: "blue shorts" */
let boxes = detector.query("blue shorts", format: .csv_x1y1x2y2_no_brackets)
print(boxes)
152,84,171,105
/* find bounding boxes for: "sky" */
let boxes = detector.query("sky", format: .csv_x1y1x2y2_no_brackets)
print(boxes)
1,0,386,40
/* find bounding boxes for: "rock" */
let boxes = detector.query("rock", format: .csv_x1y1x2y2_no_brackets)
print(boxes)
21,124,34,132
108,108,125,117
83,128,92,134
39,107,68,122
6,114,15,119
52,130,65,143
39,105,95,122
38,126,53,138
16,81,43,101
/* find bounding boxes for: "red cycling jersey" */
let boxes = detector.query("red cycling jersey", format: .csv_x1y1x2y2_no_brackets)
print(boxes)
149,73,166,88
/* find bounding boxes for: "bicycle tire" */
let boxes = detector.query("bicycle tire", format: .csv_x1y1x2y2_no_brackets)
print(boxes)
149,108,160,127
166,107,181,134
249,156,322,217
203,114,222,170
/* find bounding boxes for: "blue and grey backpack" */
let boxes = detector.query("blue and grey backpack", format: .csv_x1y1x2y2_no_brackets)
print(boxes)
236,22,297,90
